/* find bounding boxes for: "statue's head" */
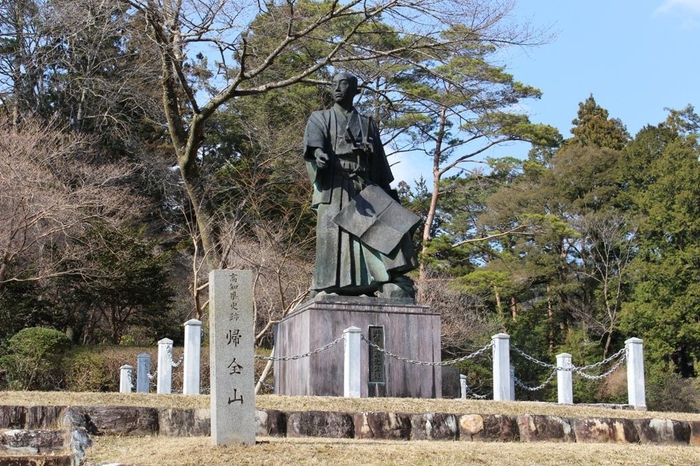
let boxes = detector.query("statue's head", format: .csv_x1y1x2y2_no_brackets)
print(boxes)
332,72,359,107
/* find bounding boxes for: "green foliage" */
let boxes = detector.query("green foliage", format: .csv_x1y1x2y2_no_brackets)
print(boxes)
0,327,71,390
0,280,54,343
567,95,630,150
620,131,700,378
53,223,178,345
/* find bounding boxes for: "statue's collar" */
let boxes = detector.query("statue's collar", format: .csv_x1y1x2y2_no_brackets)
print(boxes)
332,103,356,117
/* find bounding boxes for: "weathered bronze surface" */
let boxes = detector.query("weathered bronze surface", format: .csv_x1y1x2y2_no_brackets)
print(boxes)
303,73,419,300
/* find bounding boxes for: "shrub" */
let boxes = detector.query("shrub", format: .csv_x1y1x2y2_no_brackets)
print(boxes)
0,327,71,390
64,349,113,392
647,372,700,413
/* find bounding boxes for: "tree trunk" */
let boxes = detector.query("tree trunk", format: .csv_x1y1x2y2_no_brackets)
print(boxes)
547,285,554,355
418,105,448,288
493,284,504,328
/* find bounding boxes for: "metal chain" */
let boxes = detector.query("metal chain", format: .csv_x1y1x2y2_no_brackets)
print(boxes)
575,352,627,380
574,347,627,372
166,346,184,368
512,345,627,373
254,336,344,361
171,353,184,368
511,346,558,370
361,336,493,366
514,369,557,392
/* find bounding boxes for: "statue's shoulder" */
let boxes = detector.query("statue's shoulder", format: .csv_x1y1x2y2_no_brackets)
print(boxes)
310,108,332,120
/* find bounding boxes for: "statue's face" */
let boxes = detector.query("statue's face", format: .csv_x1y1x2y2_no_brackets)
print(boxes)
332,74,357,106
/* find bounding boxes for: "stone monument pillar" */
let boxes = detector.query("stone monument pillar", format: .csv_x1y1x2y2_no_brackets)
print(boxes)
209,270,255,445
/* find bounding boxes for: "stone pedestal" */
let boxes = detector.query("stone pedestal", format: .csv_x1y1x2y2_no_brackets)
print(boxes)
274,296,441,398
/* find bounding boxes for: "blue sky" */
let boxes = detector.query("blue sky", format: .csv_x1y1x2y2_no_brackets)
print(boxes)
390,0,700,186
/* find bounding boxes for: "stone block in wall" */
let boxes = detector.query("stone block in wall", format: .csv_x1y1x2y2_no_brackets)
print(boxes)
459,414,519,442
353,412,410,440
0,406,25,429
256,410,286,437
62,406,158,436
286,411,354,439
158,408,210,436
26,406,65,430
688,420,700,446
0,454,72,466
572,418,638,443
410,413,458,441
517,414,575,443
0,429,64,455
635,418,690,444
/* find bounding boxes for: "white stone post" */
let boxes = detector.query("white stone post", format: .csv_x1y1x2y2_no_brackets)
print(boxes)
157,338,174,394
492,333,511,401
509,365,516,401
626,337,646,408
460,374,467,399
183,319,202,395
136,353,150,393
556,353,573,404
343,326,362,398
210,270,255,445
119,365,133,393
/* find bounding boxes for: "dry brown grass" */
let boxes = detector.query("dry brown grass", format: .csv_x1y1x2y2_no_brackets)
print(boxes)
2,391,700,422
85,436,700,466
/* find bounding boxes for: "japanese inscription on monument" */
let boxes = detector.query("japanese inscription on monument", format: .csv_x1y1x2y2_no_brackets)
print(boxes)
210,269,255,445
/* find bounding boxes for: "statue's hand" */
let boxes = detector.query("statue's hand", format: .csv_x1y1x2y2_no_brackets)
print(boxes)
315,148,330,169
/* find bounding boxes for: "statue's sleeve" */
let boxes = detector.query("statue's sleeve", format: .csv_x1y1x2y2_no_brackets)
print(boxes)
303,110,333,206
303,111,329,160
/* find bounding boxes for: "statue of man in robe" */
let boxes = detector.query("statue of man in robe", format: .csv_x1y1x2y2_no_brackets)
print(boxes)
303,72,419,300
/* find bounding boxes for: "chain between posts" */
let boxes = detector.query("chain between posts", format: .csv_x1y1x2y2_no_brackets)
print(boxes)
512,345,626,372
251,331,626,394
575,352,627,380
361,336,493,366
166,345,184,367
510,345,627,390
514,369,557,392
254,336,344,361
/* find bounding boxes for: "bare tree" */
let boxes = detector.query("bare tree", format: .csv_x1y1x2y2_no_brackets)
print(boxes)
574,211,636,357
417,270,499,356
0,116,143,287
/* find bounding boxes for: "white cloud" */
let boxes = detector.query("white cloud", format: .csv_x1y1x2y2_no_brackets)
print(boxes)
654,0,700,28
654,0,700,16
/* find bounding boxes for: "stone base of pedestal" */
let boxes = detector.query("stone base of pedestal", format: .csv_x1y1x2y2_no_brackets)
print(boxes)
274,296,442,398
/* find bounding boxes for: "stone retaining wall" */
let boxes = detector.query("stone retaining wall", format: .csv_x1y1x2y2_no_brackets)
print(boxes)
1,405,699,447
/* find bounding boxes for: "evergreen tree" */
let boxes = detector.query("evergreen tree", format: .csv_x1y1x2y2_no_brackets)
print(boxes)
620,117,700,379
567,95,630,150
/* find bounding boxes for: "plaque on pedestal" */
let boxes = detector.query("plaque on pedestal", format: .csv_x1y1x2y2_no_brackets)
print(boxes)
274,296,441,398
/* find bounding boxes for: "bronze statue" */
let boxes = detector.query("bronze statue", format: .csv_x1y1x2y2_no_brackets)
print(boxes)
303,72,419,300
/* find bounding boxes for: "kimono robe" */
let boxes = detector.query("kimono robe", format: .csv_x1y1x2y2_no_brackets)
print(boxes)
303,104,418,294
